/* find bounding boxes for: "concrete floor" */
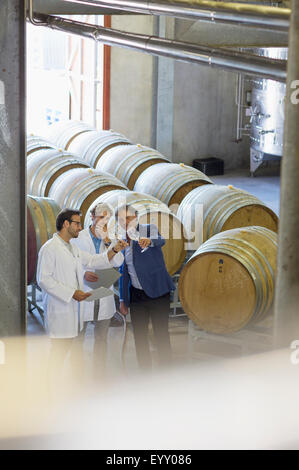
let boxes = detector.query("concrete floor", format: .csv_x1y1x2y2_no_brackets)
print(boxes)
213,167,280,215
27,167,281,377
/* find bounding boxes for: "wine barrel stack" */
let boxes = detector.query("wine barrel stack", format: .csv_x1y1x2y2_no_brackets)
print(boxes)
85,190,187,276
26,120,280,335
26,123,132,283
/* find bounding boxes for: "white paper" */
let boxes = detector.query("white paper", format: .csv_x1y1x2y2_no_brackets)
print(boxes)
84,268,121,290
84,287,114,302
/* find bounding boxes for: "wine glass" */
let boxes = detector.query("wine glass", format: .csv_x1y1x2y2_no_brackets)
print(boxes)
127,226,149,253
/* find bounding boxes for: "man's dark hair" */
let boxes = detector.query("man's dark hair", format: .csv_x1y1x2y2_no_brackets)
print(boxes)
115,204,138,220
56,209,82,231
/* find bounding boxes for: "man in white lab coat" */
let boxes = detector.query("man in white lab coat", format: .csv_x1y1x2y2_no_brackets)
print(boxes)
72,203,123,379
37,208,127,384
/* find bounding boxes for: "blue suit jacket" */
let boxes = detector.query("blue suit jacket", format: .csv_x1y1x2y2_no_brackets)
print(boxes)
119,224,175,307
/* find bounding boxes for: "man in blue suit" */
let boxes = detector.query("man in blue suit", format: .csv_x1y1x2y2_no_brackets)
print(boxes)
118,205,175,371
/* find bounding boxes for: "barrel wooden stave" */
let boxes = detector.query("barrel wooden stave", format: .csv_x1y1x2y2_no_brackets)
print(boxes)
177,184,279,246
96,144,169,190
27,206,38,285
68,130,131,167
27,149,90,197
27,196,61,284
178,226,277,334
86,190,187,275
134,163,213,209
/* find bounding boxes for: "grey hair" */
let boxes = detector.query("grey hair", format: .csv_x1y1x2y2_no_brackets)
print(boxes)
90,202,113,217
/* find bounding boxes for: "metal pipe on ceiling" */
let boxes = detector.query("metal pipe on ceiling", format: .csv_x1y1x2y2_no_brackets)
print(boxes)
58,0,290,31
28,0,48,25
30,13,287,82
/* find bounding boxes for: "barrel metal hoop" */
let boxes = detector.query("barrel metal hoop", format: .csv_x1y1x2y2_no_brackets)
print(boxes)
36,159,63,196
155,171,206,204
62,178,98,208
81,137,103,164
204,192,241,236
48,171,85,208
65,128,91,150
30,155,61,196
64,176,126,208
112,148,147,182
87,136,126,166
177,185,212,226
211,198,264,235
64,177,109,208
178,185,210,213
120,153,166,186
247,226,278,246
36,157,87,197
153,169,187,200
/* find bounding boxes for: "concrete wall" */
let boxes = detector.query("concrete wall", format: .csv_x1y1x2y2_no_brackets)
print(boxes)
172,62,249,169
0,0,26,336
110,15,154,147
109,16,250,170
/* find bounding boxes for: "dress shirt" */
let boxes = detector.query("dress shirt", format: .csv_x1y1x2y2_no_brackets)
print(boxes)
89,227,102,254
124,241,143,290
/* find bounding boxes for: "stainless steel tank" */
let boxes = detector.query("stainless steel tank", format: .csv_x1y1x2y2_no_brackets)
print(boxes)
250,48,287,175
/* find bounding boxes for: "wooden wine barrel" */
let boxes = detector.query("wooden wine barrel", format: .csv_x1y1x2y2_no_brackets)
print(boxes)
177,184,279,247
96,144,170,190
27,148,90,197
27,196,61,285
134,163,213,211
68,129,131,167
45,120,93,150
179,226,277,334
48,168,128,222
27,135,56,156
85,190,187,275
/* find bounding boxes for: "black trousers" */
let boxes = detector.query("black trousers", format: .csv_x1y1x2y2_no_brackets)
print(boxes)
129,286,172,371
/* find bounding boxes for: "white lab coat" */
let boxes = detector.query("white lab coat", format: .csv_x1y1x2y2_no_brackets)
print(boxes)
72,228,124,322
36,233,115,339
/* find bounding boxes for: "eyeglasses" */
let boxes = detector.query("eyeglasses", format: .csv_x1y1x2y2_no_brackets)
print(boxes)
70,220,82,226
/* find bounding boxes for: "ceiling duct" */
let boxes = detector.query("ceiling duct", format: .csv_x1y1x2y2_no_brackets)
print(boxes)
59,0,290,31
29,13,287,82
